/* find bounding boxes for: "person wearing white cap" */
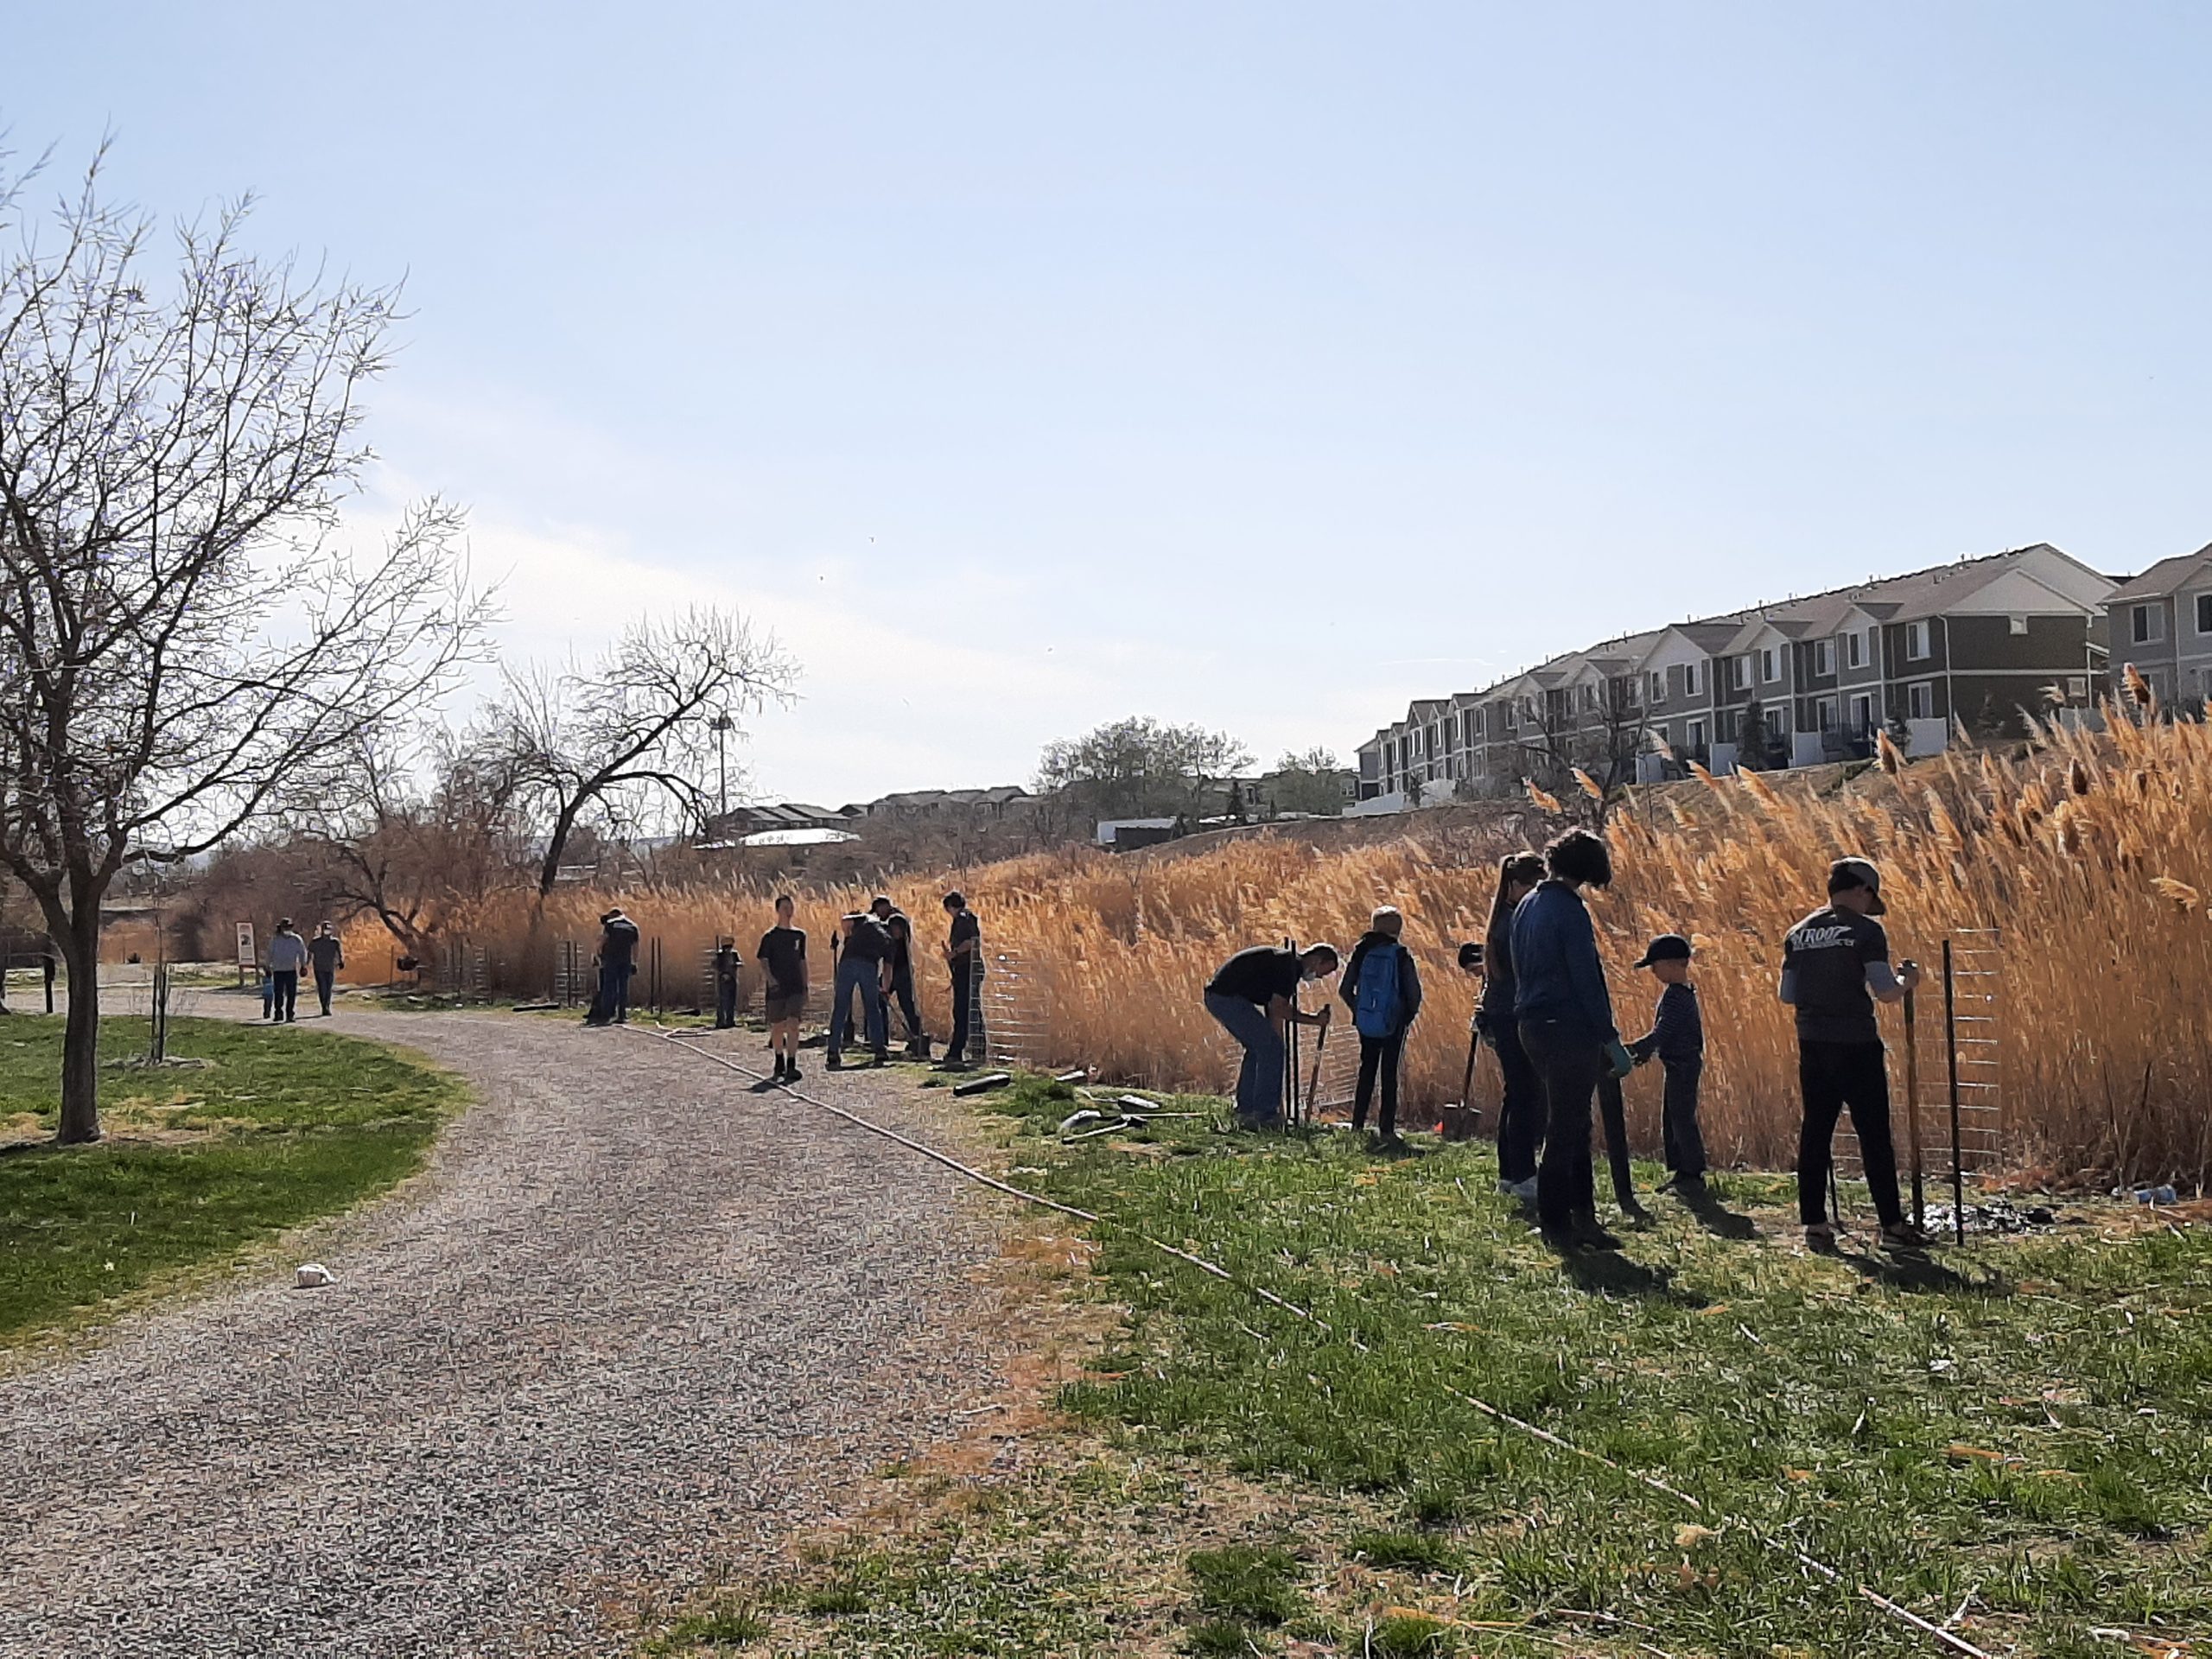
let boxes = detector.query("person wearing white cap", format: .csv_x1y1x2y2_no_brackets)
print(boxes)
1781,857,1933,1252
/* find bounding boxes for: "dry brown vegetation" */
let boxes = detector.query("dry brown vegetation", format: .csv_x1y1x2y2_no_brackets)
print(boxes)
359,710,2212,1187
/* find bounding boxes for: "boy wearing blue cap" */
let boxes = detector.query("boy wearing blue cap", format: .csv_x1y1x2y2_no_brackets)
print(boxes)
1628,933,1707,1191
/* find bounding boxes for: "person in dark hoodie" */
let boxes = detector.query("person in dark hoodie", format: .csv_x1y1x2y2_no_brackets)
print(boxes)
588,908,641,1027
1339,906,1423,1150
1480,851,1547,1203
1510,829,1634,1248
1628,932,1707,1192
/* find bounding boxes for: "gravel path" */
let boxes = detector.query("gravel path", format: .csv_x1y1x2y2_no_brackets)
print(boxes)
0,1013,1014,1658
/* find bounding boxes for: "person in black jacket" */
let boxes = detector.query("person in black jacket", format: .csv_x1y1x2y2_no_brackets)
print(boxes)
1512,830,1636,1248
587,908,641,1027
1338,906,1423,1149
828,910,893,1069
1628,933,1707,1191
1480,852,1546,1202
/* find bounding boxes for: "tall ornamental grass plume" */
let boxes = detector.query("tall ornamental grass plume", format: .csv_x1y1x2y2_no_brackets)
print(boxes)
353,709,2212,1187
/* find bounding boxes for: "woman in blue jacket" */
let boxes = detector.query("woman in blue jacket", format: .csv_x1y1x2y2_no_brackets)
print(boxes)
1510,829,1634,1247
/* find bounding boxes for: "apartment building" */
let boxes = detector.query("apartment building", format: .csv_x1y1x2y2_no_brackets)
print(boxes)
1355,543,2116,804
2102,543,2212,708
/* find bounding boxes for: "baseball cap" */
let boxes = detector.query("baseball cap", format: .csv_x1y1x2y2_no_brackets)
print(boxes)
1827,857,1885,915
1633,933,1694,968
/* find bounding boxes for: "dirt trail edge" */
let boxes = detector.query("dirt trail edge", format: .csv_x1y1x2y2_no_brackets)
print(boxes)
0,1013,1011,1659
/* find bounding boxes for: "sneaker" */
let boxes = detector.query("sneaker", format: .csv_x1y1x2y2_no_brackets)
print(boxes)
1508,1177,1539,1205
1803,1222,1840,1253
1880,1222,1936,1251
1372,1132,1408,1154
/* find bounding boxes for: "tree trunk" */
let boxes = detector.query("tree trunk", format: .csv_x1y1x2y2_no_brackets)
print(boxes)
54,910,103,1144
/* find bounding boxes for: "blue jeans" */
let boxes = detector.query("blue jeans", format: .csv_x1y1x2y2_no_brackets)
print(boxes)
830,957,886,1060
595,960,632,1024
1205,992,1284,1126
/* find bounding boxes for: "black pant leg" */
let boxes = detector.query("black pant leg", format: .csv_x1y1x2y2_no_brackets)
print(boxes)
949,969,972,1060
1841,1044,1905,1226
1662,1059,1707,1176
1378,1033,1402,1136
315,970,334,1015
1524,1021,1600,1231
1353,1036,1382,1128
1597,1069,1635,1206
1797,1041,1848,1224
1493,1020,1543,1182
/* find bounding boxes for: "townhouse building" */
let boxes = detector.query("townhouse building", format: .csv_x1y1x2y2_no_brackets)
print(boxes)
2102,543,2212,709
1355,543,2116,804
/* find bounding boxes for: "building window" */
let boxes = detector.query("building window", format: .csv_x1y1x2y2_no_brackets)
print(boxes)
1766,701,1791,735
1906,621,1929,661
2008,614,2029,636
1730,655,1750,690
1908,681,1935,721
1844,631,1865,670
1815,696,1838,731
1761,647,1779,683
1850,693,1873,734
1813,638,1834,677
2196,594,2212,635
2133,604,2163,645
1687,718,1707,751
1685,661,1705,697
1716,709,1738,743
2066,677,2088,701
1580,683,1598,712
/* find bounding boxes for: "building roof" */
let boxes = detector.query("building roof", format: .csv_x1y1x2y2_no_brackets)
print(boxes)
2108,546,2212,603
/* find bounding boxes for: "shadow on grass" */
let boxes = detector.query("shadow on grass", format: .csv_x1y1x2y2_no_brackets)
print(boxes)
1676,1181,1758,1240
1557,1245,1709,1306
1834,1244,2008,1297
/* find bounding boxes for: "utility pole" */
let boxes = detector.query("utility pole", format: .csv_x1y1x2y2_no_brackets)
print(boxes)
711,713,734,823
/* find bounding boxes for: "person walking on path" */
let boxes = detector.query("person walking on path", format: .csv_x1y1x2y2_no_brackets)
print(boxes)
828,910,893,1070
1203,941,1339,1128
1783,858,1934,1252
264,920,309,1023
1340,906,1422,1149
306,922,346,1017
587,908,641,1027
1481,852,1547,1203
1510,830,1635,1249
938,892,983,1069
755,896,808,1081
1628,933,1708,1192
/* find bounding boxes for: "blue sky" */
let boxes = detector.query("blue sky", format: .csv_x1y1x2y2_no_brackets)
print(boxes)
11,3,2212,804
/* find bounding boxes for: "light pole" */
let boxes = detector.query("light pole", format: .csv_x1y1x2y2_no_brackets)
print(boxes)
710,713,734,823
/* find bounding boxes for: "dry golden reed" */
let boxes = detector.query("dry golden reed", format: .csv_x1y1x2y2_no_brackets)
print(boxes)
370,711,2212,1186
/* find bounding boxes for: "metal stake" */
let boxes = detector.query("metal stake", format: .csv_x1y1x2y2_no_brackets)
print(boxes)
1944,939,1964,1244
1903,977,1924,1230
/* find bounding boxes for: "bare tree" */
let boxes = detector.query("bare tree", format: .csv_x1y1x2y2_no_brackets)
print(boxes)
488,607,796,899
0,145,487,1141
295,723,531,957
1516,680,1650,826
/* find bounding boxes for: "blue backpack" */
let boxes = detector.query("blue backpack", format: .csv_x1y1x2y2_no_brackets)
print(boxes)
1353,943,1405,1039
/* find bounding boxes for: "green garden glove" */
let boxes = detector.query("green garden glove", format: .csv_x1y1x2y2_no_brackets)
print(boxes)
1605,1039,1635,1079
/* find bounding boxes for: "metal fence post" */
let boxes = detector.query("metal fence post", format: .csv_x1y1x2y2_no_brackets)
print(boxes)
1943,939,1964,1245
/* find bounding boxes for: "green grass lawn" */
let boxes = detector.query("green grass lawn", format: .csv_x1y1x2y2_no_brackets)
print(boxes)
0,1014,462,1342
654,1074,2211,1658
